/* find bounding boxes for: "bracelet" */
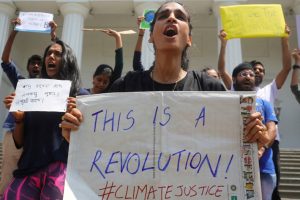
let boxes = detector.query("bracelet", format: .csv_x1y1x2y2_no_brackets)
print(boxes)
293,64,300,70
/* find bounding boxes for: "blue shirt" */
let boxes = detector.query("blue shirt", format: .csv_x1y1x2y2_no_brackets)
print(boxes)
256,98,278,174
1,61,25,131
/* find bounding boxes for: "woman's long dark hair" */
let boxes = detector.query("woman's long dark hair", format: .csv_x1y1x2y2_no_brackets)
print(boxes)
150,1,193,71
41,40,81,97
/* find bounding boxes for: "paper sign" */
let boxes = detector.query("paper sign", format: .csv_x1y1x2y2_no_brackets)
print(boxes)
140,9,156,30
82,29,136,34
220,4,287,39
64,92,261,200
10,79,71,112
82,28,106,31
15,12,53,33
118,30,136,34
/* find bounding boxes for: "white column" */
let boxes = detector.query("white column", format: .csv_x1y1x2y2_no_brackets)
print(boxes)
134,2,160,69
213,1,244,75
293,1,300,48
0,3,16,87
60,3,89,68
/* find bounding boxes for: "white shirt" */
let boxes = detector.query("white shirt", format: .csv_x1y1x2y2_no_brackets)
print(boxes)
256,80,280,141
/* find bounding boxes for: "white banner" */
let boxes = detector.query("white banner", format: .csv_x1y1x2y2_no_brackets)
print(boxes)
64,92,260,200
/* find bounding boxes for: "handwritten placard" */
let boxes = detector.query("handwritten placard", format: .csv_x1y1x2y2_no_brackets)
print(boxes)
220,4,287,39
64,92,261,200
15,12,53,33
10,79,71,112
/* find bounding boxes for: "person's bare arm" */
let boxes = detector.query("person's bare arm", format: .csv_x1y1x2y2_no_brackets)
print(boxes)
1,18,20,64
274,25,292,89
290,49,300,103
49,21,57,41
133,16,145,71
217,30,232,89
135,16,145,52
291,49,300,86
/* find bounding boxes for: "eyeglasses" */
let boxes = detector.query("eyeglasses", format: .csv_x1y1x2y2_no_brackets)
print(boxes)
239,71,255,78
46,50,62,58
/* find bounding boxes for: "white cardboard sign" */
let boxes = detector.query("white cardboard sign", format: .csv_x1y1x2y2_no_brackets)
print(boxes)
64,92,261,200
15,12,53,33
10,79,71,112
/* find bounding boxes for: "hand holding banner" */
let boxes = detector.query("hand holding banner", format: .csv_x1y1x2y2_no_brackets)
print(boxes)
64,92,261,200
10,79,71,112
15,12,54,33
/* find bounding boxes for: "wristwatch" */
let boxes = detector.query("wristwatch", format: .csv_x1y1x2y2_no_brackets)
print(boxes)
293,64,300,70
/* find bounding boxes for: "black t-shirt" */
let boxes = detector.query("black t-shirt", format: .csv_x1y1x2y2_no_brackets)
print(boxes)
13,88,89,178
109,70,226,92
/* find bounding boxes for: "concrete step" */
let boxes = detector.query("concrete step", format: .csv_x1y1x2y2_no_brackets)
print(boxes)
280,158,300,163
281,171,300,178
280,177,300,184
279,190,300,199
281,166,300,172
281,154,300,159
280,148,300,200
280,162,300,168
279,183,300,191
281,151,300,154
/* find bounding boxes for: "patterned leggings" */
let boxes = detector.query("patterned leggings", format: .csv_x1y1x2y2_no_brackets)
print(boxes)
1,161,66,200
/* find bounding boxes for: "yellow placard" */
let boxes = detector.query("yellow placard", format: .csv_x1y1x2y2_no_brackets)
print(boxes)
220,4,287,39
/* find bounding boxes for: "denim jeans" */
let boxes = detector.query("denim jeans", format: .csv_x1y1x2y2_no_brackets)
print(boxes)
261,172,277,200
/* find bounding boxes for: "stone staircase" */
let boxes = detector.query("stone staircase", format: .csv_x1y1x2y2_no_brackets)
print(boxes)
279,148,300,199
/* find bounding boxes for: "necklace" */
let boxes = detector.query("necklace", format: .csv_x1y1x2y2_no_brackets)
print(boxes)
151,70,178,91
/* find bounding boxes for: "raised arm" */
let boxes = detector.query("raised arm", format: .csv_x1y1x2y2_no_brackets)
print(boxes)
274,25,292,89
1,18,26,88
291,49,300,103
101,29,123,83
133,16,145,71
49,20,58,42
135,16,145,52
1,18,20,64
217,30,232,89
101,29,122,49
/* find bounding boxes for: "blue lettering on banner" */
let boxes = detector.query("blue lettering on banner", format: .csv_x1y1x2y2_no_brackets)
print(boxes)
89,149,234,180
91,109,135,133
195,107,206,127
91,105,207,133
152,106,171,126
